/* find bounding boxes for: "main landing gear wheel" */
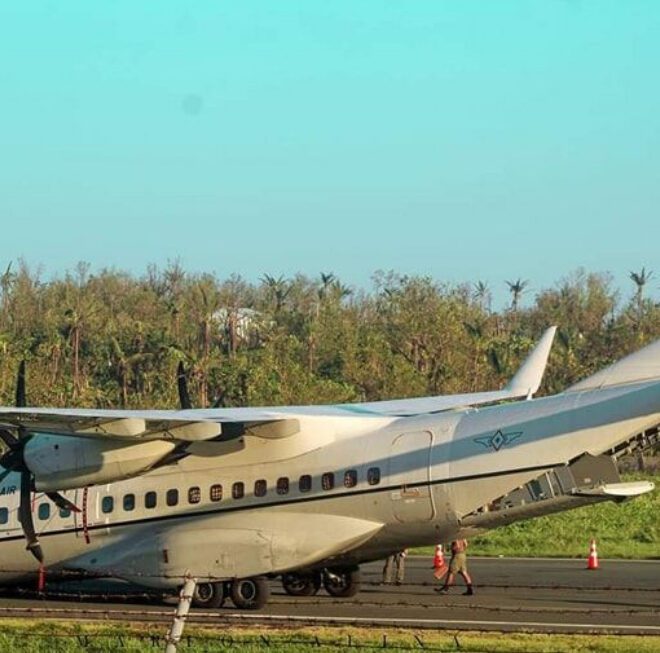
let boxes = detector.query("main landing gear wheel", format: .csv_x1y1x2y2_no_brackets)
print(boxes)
230,577,270,610
323,566,361,598
281,571,322,597
191,581,225,609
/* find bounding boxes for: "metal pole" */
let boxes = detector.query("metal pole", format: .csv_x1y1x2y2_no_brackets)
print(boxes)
165,575,196,653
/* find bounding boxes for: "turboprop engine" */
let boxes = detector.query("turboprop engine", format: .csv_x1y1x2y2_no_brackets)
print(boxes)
23,434,176,492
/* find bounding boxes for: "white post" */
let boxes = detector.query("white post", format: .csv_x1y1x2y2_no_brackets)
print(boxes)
165,575,196,653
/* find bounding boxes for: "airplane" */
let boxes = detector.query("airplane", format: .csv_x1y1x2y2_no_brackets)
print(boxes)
0,325,656,611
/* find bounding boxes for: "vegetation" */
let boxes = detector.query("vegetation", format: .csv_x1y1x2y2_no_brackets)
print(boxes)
0,621,656,653
0,261,659,411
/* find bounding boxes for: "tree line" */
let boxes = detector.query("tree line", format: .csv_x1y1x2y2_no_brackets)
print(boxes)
0,261,658,410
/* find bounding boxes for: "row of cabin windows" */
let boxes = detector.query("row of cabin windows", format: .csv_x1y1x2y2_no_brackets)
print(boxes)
0,467,382,524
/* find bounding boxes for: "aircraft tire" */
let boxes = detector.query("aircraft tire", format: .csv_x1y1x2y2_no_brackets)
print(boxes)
323,566,361,598
191,581,225,609
230,577,270,610
281,571,322,597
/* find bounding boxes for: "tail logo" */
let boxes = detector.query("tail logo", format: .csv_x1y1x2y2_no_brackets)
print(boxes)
474,429,523,452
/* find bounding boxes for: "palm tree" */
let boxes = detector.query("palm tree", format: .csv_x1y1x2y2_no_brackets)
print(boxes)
629,267,653,320
0,261,15,317
261,274,291,313
505,278,529,312
318,272,336,302
473,280,491,312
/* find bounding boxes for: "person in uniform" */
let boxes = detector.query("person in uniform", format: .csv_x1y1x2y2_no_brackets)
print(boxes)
382,549,407,585
435,539,473,595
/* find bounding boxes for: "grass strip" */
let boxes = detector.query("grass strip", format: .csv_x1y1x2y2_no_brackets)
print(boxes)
0,620,656,653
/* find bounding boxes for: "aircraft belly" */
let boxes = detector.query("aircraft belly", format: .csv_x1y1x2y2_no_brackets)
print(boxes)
64,511,383,589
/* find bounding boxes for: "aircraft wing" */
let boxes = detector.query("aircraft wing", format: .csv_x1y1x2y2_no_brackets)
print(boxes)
0,327,556,434
340,326,557,416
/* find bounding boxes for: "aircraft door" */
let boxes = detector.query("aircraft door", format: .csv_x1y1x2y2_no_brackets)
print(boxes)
388,430,434,523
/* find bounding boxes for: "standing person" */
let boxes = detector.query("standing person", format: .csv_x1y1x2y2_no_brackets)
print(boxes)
382,549,407,585
435,539,473,595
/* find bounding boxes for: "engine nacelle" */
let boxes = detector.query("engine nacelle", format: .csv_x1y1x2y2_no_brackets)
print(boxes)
24,434,176,492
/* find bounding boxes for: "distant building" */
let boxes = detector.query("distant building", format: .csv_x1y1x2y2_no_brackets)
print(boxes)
213,308,264,349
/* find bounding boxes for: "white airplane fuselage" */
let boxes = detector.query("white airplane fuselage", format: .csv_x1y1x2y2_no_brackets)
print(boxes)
0,378,657,590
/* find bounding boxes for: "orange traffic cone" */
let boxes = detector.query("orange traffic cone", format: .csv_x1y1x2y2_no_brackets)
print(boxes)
433,544,447,579
587,539,599,570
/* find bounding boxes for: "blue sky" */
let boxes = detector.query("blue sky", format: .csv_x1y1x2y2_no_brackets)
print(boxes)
1,1,658,307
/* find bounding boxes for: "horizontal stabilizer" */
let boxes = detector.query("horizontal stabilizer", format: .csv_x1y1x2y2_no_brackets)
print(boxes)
572,481,655,499
567,339,660,392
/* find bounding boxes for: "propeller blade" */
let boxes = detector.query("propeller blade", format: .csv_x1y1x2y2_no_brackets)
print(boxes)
177,362,192,410
46,492,81,514
0,427,19,449
19,472,43,564
15,360,26,408
211,391,226,408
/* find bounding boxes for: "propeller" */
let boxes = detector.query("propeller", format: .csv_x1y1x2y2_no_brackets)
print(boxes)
0,361,80,570
0,426,43,564
177,361,225,409
15,360,26,408
177,361,192,410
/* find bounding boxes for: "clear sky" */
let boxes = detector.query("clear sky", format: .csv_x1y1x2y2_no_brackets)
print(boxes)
1,1,658,307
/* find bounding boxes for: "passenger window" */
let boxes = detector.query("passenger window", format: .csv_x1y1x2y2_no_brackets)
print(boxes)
299,475,312,493
145,491,157,509
101,496,114,514
38,503,50,521
59,507,71,519
277,477,289,495
167,489,179,507
0,508,7,525
124,494,135,511
210,484,223,502
232,482,244,499
344,470,358,488
254,479,267,497
188,486,201,504
367,467,381,485
322,472,335,491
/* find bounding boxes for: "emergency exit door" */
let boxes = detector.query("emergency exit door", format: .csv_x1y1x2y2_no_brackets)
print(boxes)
389,431,435,522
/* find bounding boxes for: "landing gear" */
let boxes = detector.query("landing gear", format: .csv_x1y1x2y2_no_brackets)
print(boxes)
281,571,322,597
191,581,225,609
322,566,361,598
230,577,270,610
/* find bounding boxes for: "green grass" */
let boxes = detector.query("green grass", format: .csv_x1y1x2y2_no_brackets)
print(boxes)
414,474,659,559
0,622,656,653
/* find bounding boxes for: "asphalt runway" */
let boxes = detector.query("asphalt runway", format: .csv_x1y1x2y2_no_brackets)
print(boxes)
0,557,658,635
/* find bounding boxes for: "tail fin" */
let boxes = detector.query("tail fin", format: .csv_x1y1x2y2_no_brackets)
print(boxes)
505,326,557,398
567,339,660,392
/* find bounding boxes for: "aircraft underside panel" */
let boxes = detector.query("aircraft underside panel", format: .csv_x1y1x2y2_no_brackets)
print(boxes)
388,431,434,523
62,511,384,589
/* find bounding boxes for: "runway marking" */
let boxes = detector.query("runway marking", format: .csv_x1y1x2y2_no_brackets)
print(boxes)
222,612,660,633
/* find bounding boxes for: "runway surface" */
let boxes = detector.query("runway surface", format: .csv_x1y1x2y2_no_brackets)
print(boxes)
0,557,658,635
